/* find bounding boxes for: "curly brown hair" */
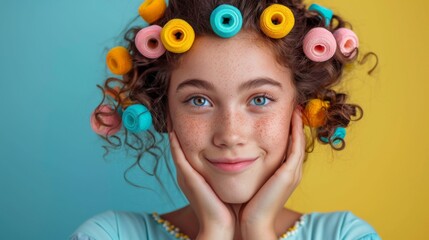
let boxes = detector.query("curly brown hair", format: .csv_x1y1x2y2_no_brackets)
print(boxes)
94,0,377,183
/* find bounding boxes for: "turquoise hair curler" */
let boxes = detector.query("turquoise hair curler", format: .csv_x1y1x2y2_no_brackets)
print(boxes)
308,3,333,27
320,127,346,145
210,4,243,38
122,104,153,132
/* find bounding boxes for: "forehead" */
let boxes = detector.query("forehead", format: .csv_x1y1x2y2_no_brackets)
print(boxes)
170,31,293,91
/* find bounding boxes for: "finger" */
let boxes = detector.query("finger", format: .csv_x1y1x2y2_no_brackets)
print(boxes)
285,131,292,161
265,108,305,198
168,131,218,199
169,131,201,178
169,131,203,192
287,108,305,185
169,131,233,226
282,108,305,173
169,131,187,170
249,109,306,210
283,107,301,164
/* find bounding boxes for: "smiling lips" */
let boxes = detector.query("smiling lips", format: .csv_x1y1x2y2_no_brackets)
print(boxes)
207,157,258,172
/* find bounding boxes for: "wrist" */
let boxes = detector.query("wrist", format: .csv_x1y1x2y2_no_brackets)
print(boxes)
241,222,277,240
242,230,277,240
197,223,234,240
197,231,234,240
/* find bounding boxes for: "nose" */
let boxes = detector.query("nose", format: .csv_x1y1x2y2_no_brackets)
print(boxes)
212,109,248,149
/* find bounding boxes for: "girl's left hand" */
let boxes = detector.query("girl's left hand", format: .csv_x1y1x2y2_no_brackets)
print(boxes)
239,107,306,240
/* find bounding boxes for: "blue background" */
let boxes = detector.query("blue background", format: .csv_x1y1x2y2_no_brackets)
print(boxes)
0,0,186,239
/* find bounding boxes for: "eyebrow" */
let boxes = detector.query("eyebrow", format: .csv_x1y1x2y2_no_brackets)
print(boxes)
176,77,283,93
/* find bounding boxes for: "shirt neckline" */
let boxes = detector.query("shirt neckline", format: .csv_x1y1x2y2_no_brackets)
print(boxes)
150,212,309,240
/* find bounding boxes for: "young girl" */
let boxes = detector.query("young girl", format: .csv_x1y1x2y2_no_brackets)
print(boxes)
73,0,380,239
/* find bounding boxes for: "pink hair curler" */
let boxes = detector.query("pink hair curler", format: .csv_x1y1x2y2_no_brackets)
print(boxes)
303,27,336,62
333,28,359,59
90,104,122,136
135,25,166,59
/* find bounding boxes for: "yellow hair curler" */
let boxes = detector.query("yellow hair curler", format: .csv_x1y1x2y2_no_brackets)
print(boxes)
138,0,167,24
106,46,132,75
260,4,295,39
161,19,195,53
303,99,330,128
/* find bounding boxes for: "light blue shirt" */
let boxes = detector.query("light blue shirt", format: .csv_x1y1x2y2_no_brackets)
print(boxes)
70,210,381,239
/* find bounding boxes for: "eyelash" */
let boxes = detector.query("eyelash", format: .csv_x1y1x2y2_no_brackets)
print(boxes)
183,93,276,108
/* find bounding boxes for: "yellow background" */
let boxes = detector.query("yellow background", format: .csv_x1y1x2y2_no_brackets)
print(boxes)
287,0,429,239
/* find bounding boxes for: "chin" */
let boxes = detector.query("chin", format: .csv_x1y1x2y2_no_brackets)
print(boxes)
213,182,257,204
219,192,253,204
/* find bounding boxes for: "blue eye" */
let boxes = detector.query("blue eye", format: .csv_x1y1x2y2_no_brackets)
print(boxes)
189,96,210,107
251,96,271,106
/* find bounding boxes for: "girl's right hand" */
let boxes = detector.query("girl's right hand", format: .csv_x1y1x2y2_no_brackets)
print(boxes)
169,131,235,239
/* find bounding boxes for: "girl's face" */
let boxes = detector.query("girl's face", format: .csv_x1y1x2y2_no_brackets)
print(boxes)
168,32,296,203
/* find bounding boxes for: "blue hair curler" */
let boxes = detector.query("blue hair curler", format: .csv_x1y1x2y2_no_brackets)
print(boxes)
122,104,152,132
308,3,333,27
320,127,346,145
210,4,243,38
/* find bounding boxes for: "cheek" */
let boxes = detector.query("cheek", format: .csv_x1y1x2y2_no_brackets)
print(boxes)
172,112,209,155
255,108,293,152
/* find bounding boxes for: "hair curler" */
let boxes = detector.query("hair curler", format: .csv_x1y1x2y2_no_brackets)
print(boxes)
138,0,167,24
90,104,122,136
308,3,333,27
303,27,336,62
122,104,153,132
160,19,195,53
260,4,295,39
303,99,330,127
210,4,243,38
320,127,346,145
333,28,359,59
135,25,166,59
106,46,133,75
